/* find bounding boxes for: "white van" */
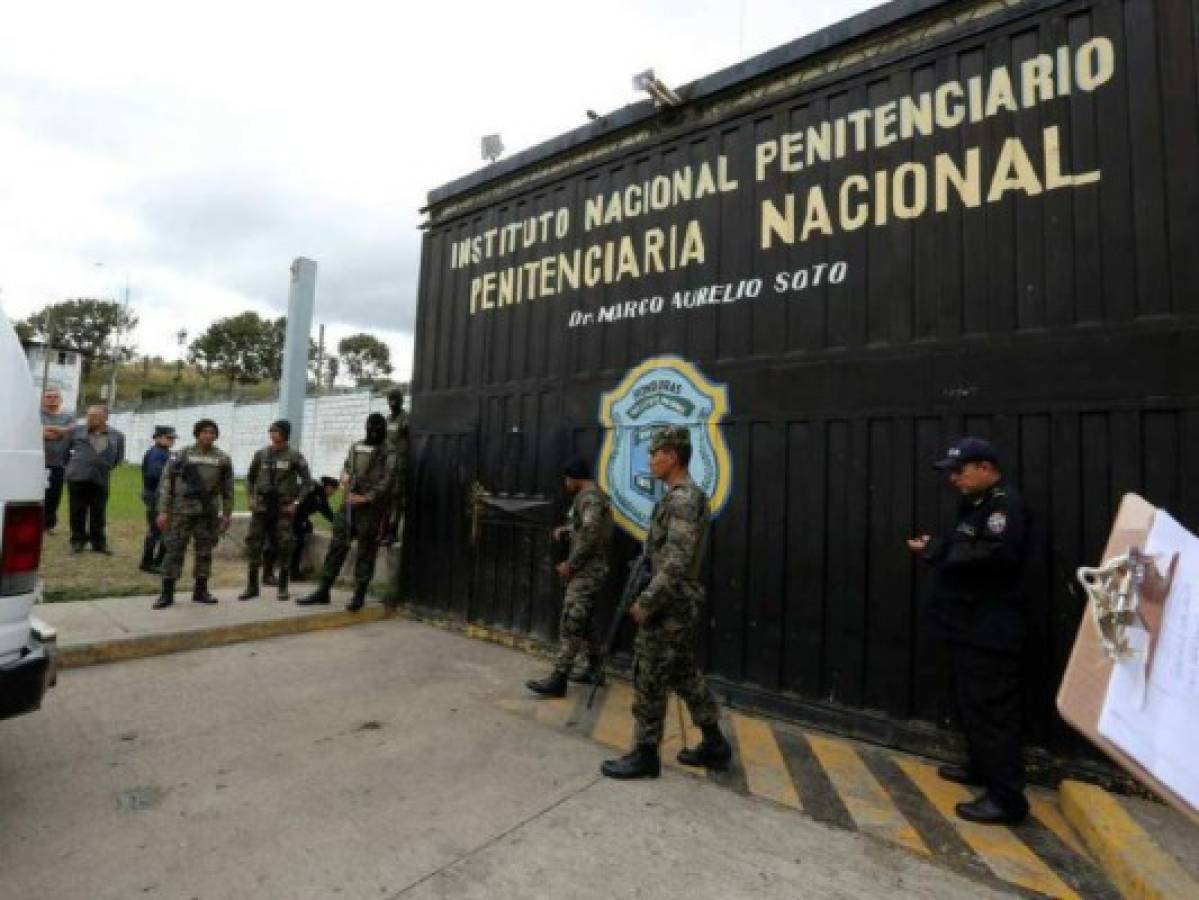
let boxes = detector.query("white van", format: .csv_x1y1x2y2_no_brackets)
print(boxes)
0,305,56,720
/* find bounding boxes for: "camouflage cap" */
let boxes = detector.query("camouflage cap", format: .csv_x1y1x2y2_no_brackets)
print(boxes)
648,425,691,454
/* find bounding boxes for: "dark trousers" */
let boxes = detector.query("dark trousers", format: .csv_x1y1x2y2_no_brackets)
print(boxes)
262,518,311,576
950,642,1027,815
68,481,109,550
44,466,65,531
290,518,312,575
142,504,164,565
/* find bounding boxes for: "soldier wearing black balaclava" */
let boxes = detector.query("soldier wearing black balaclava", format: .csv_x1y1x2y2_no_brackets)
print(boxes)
381,387,409,546
297,413,395,611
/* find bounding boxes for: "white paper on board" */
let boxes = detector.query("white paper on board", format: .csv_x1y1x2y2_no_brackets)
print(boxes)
1098,509,1199,810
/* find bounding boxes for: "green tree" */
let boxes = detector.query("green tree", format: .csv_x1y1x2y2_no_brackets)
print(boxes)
188,312,276,394
22,298,138,380
337,333,393,387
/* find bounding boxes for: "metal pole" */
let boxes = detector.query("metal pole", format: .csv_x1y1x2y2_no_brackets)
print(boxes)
39,312,54,395
279,258,317,449
106,276,129,407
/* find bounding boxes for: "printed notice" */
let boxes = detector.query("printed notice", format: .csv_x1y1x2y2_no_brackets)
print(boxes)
1099,510,1199,810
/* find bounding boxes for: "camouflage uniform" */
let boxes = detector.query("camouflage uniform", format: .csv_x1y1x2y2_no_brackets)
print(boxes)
631,471,721,746
323,440,394,584
552,485,612,674
245,445,312,568
158,444,234,579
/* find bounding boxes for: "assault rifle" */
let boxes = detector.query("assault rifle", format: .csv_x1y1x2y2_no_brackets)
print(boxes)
260,457,281,523
179,457,214,519
587,552,652,709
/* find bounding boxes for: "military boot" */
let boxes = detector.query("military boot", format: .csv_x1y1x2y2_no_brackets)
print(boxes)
152,578,175,610
676,722,733,770
276,571,290,601
525,670,568,697
568,653,605,685
192,576,218,604
346,581,368,612
238,566,260,600
601,744,661,779
297,578,333,605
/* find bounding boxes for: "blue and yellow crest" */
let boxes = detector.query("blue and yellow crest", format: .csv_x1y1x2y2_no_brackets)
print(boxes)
597,356,732,539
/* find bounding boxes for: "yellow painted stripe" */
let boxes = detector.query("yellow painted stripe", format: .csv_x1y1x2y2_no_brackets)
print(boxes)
730,713,800,809
898,758,1077,899
590,681,635,750
807,734,930,856
1028,792,1092,861
1060,780,1199,900
532,694,577,729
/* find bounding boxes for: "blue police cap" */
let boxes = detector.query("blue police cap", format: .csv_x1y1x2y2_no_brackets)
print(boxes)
933,436,999,470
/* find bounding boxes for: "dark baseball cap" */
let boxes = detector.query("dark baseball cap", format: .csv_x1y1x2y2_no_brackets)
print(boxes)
152,425,177,439
932,436,999,470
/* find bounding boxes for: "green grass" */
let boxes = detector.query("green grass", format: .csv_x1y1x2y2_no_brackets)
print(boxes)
41,464,249,602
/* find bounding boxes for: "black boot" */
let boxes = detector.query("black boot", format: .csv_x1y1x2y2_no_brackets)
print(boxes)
297,578,333,605
677,722,733,770
525,670,568,697
238,566,259,600
276,571,290,601
346,581,368,611
139,538,157,574
568,653,605,685
937,763,985,787
192,577,218,604
152,578,175,610
955,794,1027,826
601,744,661,779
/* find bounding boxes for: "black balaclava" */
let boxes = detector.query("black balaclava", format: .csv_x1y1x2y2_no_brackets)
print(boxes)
365,412,387,446
387,389,404,417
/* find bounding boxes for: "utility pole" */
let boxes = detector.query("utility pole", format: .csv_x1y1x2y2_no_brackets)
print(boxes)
39,310,54,395
105,274,130,407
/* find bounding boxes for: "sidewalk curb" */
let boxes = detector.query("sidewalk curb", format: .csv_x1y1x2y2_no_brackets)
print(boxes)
58,606,395,669
1060,780,1199,899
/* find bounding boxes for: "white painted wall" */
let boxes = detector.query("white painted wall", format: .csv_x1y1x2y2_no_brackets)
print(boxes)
108,391,392,477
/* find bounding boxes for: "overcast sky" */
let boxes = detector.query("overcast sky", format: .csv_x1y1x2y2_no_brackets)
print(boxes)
0,0,882,380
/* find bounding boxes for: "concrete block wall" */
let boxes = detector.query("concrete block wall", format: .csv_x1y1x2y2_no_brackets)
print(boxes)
109,391,391,477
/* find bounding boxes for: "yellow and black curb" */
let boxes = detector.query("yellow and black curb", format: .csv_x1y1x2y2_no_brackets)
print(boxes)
495,678,1198,900
57,605,394,669
1059,781,1198,900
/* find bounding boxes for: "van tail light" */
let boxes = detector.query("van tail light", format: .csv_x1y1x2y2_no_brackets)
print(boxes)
1,502,43,596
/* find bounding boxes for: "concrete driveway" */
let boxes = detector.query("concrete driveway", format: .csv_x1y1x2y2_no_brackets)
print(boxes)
0,619,1012,899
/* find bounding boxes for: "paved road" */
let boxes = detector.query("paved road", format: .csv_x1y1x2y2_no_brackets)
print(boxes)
0,619,1013,899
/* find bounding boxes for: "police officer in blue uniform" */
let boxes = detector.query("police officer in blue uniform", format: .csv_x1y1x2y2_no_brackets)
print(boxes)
907,437,1029,825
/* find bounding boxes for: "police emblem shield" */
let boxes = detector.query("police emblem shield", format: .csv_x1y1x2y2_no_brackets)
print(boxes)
597,356,732,539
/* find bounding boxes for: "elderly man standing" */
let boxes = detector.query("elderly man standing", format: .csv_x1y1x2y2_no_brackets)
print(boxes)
64,403,125,554
39,388,75,534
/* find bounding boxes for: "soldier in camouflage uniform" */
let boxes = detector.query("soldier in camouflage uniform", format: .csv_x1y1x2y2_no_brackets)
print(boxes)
381,387,409,546
297,413,394,611
526,457,613,697
152,419,234,610
238,419,312,602
601,425,732,780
